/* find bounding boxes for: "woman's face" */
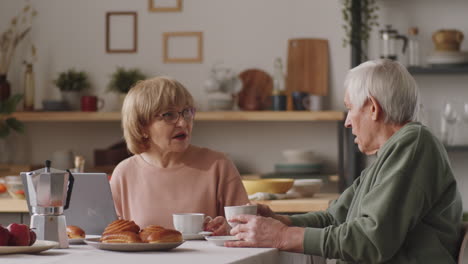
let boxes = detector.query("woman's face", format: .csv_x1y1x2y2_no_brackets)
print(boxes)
146,106,194,154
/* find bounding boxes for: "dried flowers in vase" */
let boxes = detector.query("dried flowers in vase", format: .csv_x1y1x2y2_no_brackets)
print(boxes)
0,3,37,75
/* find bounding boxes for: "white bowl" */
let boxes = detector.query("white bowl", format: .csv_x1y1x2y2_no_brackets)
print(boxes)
287,179,322,197
208,98,234,111
282,149,316,164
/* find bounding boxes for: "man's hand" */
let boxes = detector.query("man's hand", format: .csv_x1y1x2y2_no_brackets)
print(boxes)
204,216,230,236
224,214,304,252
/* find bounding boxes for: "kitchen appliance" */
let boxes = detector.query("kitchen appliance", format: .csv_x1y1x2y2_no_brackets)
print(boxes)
379,25,408,61
21,160,74,249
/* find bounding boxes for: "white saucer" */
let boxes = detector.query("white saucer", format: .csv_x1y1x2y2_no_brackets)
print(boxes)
182,231,213,240
69,235,101,245
205,236,239,247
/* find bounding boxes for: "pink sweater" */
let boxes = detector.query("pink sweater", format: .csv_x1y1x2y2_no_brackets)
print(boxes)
110,145,249,229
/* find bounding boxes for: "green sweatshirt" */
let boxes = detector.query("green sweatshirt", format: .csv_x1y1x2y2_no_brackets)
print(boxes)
290,122,462,263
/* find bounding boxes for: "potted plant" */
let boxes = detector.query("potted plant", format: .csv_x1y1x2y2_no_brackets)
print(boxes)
53,69,90,110
341,0,380,60
0,94,24,163
107,67,146,107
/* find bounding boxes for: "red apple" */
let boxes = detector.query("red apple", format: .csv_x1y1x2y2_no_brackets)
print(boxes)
29,229,36,246
0,225,10,246
7,223,30,246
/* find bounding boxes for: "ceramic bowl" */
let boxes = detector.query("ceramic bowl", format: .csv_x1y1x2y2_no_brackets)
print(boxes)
208,98,234,111
242,179,294,195
282,149,316,164
5,176,25,199
287,179,322,197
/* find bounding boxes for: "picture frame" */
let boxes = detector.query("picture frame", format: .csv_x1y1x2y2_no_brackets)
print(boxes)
106,12,138,53
163,31,203,63
149,0,182,12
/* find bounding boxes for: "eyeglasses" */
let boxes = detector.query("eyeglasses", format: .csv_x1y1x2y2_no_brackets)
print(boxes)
158,108,195,124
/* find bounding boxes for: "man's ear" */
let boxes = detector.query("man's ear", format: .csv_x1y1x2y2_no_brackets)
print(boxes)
368,96,382,121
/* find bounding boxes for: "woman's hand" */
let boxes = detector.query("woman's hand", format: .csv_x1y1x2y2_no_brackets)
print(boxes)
204,216,230,236
225,214,304,252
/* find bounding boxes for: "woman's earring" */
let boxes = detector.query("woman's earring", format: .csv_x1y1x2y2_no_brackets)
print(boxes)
143,134,149,139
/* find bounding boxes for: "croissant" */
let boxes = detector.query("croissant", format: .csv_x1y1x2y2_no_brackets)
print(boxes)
147,228,182,243
139,225,165,242
100,231,142,243
102,219,140,235
67,225,85,239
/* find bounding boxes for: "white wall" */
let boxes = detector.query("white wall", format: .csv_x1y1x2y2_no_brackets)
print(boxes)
1,0,347,175
1,0,468,207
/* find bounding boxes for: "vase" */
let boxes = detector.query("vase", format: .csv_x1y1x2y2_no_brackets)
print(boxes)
0,74,11,101
61,91,81,111
23,64,35,111
118,93,127,110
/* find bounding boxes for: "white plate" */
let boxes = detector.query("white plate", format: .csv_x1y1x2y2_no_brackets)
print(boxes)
84,238,184,252
69,235,101,245
205,236,239,247
0,240,59,255
182,231,213,240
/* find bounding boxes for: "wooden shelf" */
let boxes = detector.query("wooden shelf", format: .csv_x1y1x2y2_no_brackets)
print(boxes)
408,65,468,74
11,111,344,122
445,145,468,152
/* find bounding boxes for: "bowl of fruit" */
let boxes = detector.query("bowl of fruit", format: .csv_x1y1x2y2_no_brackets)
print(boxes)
5,176,25,199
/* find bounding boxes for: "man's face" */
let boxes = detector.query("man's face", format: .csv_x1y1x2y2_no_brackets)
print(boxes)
344,90,378,155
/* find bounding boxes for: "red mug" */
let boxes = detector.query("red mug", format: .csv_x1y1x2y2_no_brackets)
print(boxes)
81,96,104,112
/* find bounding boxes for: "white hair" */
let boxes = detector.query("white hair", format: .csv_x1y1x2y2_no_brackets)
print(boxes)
344,59,419,124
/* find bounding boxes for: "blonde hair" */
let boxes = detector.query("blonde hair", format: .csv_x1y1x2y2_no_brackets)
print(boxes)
121,76,194,154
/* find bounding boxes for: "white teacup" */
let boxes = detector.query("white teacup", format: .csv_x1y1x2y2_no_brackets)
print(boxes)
173,213,208,235
224,205,258,227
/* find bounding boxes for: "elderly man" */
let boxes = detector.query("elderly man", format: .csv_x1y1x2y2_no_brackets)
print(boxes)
226,59,463,263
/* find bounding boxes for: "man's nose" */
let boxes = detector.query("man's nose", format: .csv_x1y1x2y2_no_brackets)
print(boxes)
344,114,351,128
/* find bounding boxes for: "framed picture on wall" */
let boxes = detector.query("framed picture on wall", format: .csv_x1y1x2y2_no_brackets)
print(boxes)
106,12,138,53
149,0,182,12
163,31,203,63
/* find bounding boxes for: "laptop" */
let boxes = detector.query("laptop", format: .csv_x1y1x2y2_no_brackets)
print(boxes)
64,173,118,235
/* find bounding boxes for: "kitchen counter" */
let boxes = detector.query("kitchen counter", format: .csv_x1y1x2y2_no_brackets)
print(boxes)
253,193,339,213
0,198,28,213
0,193,340,214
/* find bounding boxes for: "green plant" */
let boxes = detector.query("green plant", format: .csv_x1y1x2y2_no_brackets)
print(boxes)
0,94,24,138
107,67,146,94
53,69,90,92
341,0,380,58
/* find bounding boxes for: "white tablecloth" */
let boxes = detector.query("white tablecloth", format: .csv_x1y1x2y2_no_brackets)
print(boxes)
1,240,316,264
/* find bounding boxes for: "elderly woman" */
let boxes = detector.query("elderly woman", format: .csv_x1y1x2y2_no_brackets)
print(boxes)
110,76,249,235
226,59,462,264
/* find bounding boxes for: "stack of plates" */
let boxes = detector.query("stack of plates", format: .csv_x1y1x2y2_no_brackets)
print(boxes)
274,163,323,174
427,51,468,66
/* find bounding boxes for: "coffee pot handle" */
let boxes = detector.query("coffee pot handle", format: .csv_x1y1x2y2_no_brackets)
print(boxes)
397,34,408,53
64,169,75,210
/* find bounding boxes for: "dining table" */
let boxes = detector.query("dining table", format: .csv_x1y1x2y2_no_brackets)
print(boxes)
1,240,327,264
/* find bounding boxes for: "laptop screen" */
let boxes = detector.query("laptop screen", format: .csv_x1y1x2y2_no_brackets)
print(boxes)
64,172,118,235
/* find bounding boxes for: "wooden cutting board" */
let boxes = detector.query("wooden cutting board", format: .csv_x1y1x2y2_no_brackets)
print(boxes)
237,69,273,110
287,39,329,96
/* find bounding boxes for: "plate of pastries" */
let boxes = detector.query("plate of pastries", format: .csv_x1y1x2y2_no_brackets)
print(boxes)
67,225,100,244
84,220,184,252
